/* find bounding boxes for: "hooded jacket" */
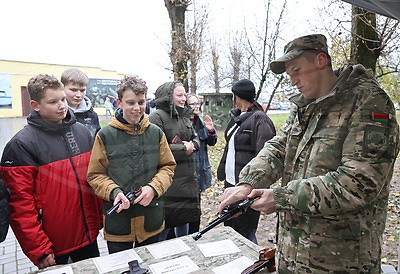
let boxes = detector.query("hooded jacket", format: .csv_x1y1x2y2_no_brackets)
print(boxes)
87,109,176,242
149,81,201,227
239,65,400,273
70,96,101,139
0,110,103,266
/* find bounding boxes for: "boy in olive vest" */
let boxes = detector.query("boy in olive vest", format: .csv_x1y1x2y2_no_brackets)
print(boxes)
87,75,176,254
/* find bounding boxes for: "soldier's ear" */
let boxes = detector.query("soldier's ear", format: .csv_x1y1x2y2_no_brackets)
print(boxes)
316,52,329,69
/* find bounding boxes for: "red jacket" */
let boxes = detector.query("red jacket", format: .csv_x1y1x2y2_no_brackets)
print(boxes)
0,111,102,265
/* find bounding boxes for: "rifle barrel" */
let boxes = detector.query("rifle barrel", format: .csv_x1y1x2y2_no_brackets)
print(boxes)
106,191,137,216
192,198,255,241
106,200,122,216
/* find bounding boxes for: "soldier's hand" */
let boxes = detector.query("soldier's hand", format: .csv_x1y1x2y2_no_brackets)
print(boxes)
218,184,252,214
115,192,130,213
134,185,155,207
248,189,276,214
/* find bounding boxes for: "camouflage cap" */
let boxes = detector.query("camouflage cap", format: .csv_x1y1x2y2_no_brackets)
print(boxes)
270,34,328,74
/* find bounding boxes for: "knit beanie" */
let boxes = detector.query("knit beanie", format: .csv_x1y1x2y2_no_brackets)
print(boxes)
231,79,256,102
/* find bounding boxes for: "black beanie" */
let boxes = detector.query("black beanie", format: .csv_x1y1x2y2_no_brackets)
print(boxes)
231,79,256,102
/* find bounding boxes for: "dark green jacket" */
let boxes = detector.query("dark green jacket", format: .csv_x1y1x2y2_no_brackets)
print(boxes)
149,81,201,227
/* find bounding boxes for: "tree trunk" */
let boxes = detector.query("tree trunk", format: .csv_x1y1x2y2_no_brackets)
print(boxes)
350,6,381,74
211,46,220,93
232,47,241,83
164,0,189,91
189,59,197,94
186,2,208,95
266,76,283,112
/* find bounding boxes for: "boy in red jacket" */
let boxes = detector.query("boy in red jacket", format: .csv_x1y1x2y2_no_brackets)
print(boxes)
0,74,103,269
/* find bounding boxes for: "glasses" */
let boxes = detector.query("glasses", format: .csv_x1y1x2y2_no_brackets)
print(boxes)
189,103,200,106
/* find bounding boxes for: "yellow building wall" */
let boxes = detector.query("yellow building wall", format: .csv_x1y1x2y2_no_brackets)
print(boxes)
0,60,124,117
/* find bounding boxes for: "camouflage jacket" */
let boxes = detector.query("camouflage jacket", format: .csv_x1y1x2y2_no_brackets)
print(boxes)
239,65,399,273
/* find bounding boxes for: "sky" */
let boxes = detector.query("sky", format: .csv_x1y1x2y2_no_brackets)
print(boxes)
0,0,342,92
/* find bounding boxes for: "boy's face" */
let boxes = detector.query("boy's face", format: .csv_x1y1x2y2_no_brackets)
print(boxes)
30,87,68,124
64,83,86,109
117,89,146,125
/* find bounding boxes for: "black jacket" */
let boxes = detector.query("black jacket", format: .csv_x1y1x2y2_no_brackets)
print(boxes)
0,176,9,242
217,103,276,183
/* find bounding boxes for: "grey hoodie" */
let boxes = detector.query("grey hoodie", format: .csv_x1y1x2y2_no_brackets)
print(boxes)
69,96,101,139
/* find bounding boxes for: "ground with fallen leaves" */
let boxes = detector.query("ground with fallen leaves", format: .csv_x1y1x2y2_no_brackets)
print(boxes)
199,131,399,270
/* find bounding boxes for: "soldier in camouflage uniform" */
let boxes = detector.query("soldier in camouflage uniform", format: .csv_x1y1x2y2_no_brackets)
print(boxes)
218,34,399,273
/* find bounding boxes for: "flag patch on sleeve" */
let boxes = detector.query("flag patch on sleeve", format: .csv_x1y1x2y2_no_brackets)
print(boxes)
372,112,389,122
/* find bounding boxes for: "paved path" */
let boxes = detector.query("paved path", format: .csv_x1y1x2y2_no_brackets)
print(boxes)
0,116,110,274
0,228,108,274
0,118,26,155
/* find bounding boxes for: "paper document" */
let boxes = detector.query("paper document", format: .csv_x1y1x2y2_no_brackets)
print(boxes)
93,249,143,273
212,256,254,274
41,265,73,274
197,239,241,257
146,238,191,259
148,255,199,274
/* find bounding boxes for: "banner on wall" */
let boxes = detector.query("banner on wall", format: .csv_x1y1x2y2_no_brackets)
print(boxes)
0,74,12,109
87,78,119,109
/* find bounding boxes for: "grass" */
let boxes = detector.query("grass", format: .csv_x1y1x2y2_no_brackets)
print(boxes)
268,113,289,130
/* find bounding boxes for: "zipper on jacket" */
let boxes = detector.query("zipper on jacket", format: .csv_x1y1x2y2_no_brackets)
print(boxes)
62,133,91,242
68,157,91,242
38,208,43,223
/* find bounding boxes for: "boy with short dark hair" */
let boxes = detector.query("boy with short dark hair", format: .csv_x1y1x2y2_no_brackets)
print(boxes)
1,74,103,269
61,68,101,138
87,75,176,254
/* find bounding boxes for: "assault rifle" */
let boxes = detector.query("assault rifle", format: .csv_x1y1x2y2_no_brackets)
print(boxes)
192,198,255,241
106,187,142,216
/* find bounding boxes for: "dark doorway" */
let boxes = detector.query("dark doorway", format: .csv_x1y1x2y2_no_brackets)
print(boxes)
21,86,31,116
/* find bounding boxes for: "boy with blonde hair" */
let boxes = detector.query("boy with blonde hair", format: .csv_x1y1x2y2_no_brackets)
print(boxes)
61,68,101,138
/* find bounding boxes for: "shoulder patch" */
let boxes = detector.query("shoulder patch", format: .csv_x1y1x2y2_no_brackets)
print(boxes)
362,125,388,158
